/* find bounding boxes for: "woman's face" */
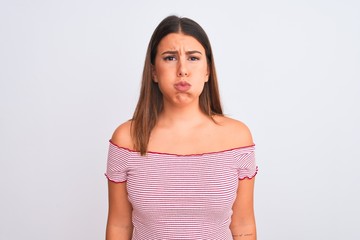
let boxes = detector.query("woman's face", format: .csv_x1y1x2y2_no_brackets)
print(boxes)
152,33,209,107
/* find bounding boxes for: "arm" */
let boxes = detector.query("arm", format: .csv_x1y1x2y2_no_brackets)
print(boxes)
106,181,133,240
106,121,134,239
230,177,257,240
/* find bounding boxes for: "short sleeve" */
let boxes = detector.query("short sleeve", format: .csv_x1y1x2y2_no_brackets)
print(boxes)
105,141,128,183
234,146,258,180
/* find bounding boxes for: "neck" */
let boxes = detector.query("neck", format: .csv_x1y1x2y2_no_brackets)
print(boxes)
158,102,210,128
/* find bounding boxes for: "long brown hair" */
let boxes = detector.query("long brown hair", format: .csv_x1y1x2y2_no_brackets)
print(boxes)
132,15,223,155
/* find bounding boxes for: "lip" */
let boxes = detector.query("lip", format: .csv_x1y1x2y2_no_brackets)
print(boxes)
174,81,191,92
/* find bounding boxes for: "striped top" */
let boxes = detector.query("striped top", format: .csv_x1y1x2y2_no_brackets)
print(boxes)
106,141,258,240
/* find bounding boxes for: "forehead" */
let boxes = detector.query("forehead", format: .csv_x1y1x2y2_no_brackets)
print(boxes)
157,33,205,52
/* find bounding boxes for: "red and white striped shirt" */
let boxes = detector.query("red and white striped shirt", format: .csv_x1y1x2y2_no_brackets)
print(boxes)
106,141,257,240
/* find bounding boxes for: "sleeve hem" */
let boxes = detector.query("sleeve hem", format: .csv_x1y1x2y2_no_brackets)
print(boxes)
105,173,127,183
238,166,258,180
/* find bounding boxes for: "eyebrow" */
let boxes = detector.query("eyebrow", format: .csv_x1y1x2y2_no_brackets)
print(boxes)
161,50,203,55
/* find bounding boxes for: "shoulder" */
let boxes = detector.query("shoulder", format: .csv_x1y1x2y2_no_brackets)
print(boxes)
213,115,254,148
110,120,134,149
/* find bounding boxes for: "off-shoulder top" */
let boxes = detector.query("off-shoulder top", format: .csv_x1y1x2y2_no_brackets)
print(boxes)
105,140,258,240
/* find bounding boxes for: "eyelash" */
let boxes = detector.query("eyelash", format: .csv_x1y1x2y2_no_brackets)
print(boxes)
189,56,199,61
164,56,176,61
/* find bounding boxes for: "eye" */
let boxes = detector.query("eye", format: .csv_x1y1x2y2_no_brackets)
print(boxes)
189,56,200,61
163,56,176,61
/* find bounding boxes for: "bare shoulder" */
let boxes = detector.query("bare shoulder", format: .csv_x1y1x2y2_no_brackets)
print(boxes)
111,120,134,149
213,115,254,148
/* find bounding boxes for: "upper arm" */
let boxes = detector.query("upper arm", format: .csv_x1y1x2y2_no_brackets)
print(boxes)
106,181,133,239
106,121,134,239
230,178,256,239
230,177,257,240
231,178,256,225
228,118,257,236
107,120,133,222
107,181,133,223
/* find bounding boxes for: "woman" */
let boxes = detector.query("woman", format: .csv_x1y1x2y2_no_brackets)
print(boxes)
105,15,258,240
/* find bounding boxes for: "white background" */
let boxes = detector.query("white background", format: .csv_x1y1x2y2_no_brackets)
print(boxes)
1,0,359,239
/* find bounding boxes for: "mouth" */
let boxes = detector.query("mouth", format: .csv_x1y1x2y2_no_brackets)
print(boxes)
174,81,191,92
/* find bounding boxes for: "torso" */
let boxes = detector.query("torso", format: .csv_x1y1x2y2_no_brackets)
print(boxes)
106,141,257,239
109,114,256,239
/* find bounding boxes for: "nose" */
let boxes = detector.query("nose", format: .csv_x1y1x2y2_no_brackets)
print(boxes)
178,70,188,77
177,59,188,77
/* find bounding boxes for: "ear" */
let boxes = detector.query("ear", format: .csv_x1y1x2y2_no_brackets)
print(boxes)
205,66,210,82
152,65,158,82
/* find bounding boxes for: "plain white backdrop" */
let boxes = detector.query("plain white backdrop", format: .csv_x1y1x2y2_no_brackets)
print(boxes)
1,0,359,239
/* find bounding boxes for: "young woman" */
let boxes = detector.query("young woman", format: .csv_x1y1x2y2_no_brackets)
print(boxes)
105,15,258,240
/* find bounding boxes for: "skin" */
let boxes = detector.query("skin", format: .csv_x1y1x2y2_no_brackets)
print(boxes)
152,32,209,108
106,33,257,240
